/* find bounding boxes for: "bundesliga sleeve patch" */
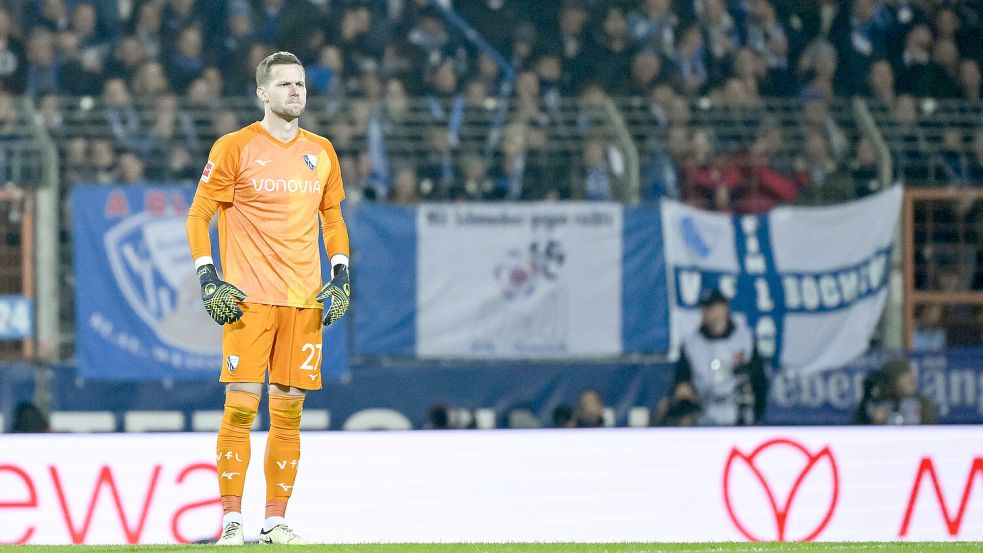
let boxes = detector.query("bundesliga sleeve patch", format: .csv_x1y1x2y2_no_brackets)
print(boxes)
201,160,215,182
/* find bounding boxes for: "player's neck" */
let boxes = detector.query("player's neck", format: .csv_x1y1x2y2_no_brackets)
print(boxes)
260,114,300,144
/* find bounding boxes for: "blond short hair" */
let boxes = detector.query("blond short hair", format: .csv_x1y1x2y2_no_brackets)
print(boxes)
256,51,303,87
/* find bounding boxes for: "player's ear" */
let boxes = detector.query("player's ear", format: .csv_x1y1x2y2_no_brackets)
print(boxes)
256,85,267,103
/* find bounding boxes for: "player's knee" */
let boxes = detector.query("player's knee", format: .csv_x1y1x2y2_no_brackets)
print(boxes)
269,393,304,423
224,391,260,427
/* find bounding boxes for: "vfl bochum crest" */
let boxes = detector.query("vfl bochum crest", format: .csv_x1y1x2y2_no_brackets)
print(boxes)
662,187,903,375
303,154,317,170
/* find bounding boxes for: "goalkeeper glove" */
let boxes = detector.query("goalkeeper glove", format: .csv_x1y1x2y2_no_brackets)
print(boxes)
197,264,246,325
316,264,351,326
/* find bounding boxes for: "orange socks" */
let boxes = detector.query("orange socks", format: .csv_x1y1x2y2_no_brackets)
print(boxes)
216,390,259,512
264,393,304,518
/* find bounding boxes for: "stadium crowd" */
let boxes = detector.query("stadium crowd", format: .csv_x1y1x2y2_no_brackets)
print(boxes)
0,1,980,335
0,0,981,205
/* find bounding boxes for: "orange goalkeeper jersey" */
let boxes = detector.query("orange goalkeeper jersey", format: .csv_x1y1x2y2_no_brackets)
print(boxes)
194,122,345,308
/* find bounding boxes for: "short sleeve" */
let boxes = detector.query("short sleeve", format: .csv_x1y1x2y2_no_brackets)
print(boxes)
195,134,240,203
319,141,346,210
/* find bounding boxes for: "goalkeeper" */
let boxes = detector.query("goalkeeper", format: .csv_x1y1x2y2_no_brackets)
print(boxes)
185,51,350,545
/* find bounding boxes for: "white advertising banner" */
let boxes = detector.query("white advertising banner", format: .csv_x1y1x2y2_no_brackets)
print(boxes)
2,427,981,544
662,187,903,374
417,204,623,358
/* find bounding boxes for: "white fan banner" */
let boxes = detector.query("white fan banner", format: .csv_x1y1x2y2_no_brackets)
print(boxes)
416,203,622,358
662,186,903,374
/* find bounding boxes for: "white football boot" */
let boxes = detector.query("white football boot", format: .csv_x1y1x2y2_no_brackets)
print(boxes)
215,521,244,546
259,522,307,545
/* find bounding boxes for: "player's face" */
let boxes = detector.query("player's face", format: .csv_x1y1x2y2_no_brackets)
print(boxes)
261,63,307,120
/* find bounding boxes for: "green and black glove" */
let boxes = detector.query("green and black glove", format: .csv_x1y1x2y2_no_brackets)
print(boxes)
316,264,351,326
197,264,246,325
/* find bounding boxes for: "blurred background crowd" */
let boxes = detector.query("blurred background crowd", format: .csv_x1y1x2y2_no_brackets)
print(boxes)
0,0,981,208
0,0,980,434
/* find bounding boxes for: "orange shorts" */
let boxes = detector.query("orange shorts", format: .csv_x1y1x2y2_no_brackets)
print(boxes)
220,302,324,390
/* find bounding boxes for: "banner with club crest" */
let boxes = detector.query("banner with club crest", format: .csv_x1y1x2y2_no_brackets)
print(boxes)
72,185,347,380
662,186,903,375
416,204,624,358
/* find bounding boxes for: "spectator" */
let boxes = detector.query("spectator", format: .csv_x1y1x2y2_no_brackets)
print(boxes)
933,128,971,186
668,288,768,426
573,389,606,428
801,96,849,164
57,29,103,96
628,0,678,59
24,28,60,99
896,24,940,97
71,3,108,67
131,60,170,99
550,0,592,92
866,59,896,109
698,0,739,87
0,91,21,139
625,49,664,96
674,24,708,95
958,58,981,102
104,35,146,82
578,137,615,201
10,402,49,433
447,154,494,201
390,163,421,204
913,304,947,352
459,79,495,156
654,396,701,426
0,9,26,93
424,59,464,148
166,26,204,93
221,1,255,79
131,1,163,60
796,129,854,205
64,136,92,183
796,38,837,100
743,0,791,81
161,144,199,183
851,136,881,198
551,404,575,428
307,45,345,104
642,125,688,200
680,129,739,210
491,122,528,200
425,403,451,429
828,0,887,96
730,122,799,213
929,38,962,99
211,109,239,141
36,92,64,135
31,0,71,33
116,150,145,184
510,21,538,72
102,78,145,152
853,358,937,424
885,94,930,182
590,7,635,93
90,138,117,184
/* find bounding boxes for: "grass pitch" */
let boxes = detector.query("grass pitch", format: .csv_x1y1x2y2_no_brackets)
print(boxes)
2,544,982,553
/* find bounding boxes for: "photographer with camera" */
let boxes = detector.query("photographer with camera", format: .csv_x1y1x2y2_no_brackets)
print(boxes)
853,358,937,425
656,288,768,426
